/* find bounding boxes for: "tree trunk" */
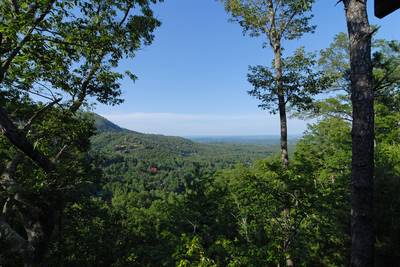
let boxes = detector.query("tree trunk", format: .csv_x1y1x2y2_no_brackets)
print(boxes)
274,46,289,168
282,207,294,267
274,45,291,266
343,0,375,266
0,106,55,173
0,216,34,265
1,157,57,267
20,202,56,267
0,195,57,267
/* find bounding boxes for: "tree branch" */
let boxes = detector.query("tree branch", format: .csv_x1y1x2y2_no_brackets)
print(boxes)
23,98,62,131
69,58,103,112
52,144,68,164
0,106,55,173
0,153,22,191
0,0,56,84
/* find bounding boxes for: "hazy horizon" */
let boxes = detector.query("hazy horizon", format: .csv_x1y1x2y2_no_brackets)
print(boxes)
96,1,399,136
100,112,312,136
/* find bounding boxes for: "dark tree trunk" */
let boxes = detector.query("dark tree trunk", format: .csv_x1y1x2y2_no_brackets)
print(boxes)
0,216,34,264
18,196,57,267
1,156,58,267
0,195,57,267
274,46,289,168
278,95,289,168
274,45,292,267
343,0,375,266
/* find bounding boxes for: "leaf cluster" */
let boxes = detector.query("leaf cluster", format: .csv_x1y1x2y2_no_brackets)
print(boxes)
248,47,333,114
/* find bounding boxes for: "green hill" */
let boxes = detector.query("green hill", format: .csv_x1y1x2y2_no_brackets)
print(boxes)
91,114,278,164
91,113,127,133
90,114,280,192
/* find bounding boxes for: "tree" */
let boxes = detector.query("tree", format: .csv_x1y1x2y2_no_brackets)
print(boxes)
247,47,333,131
303,34,400,122
222,0,315,167
0,0,161,265
341,1,375,264
308,31,400,266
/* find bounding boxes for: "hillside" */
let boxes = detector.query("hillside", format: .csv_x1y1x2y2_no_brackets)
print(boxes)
92,113,128,133
90,115,280,192
91,114,279,165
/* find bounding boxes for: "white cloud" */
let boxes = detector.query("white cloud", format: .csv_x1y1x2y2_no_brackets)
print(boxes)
100,112,310,136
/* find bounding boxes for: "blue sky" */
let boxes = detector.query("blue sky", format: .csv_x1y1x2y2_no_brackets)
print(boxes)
96,0,400,136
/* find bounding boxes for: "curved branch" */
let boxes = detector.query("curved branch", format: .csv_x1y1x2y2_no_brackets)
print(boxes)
0,106,55,173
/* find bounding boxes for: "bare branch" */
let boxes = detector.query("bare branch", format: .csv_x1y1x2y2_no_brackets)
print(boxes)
17,86,55,101
52,144,68,164
38,36,86,48
119,6,132,27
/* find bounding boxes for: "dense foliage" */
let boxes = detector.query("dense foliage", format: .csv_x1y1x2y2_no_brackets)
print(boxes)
0,0,162,265
39,101,399,266
1,1,399,266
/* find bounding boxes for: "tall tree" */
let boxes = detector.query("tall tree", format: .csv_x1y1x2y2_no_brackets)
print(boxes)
341,0,374,263
306,33,400,266
0,0,161,265
222,0,315,167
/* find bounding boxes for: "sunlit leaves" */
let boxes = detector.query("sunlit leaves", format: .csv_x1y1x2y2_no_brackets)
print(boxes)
222,0,315,42
248,47,333,114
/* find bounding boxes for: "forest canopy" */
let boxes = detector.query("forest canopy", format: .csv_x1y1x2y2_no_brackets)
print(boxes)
1,1,400,267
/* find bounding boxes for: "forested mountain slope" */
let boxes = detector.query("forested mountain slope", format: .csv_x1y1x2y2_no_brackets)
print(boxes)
89,114,280,193
44,107,399,266
91,114,278,167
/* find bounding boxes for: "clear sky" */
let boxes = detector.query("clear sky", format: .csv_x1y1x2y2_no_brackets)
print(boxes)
96,0,400,136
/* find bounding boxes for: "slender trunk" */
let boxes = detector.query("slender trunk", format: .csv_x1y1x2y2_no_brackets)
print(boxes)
282,207,294,267
274,45,292,266
279,96,289,168
274,46,289,168
344,0,375,266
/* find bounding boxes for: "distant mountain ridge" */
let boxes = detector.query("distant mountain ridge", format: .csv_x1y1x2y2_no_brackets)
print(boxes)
89,113,279,165
91,113,129,133
92,113,299,146
188,135,300,146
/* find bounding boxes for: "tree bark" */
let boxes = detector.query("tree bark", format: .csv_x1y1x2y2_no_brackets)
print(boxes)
17,196,57,267
274,46,290,168
1,157,33,265
0,151,56,266
0,106,55,173
274,45,292,266
343,0,375,266
0,216,34,264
